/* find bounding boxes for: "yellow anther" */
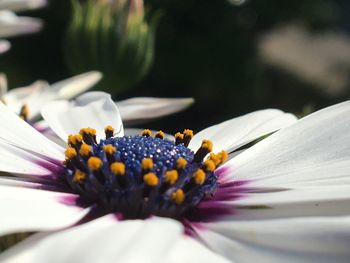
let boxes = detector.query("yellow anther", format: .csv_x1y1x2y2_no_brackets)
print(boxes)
155,130,165,139
175,132,184,140
79,127,96,136
165,170,179,185
143,172,159,187
87,157,102,171
201,139,213,151
218,150,228,164
65,147,77,159
19,104,29,121
105,125,114,134
176,157,187,170
110,162,125,176
103,144,116,155
209,153,220,165
68,134,83,145
141,158,154,170
193,169,206,185
183,129,193,139
203,159,216,172
73,169,86,183
141,129,152,137
171,189,185,205
79,144,92,157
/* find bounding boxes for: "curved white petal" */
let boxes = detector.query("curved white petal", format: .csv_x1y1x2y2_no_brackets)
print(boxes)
41,92,124,142
0,216,200,263
3,80,49,119
0,72,7,95
0,0,47,12
190,109,297,153
0,138,60,176
0,39,10,54
0,185,89,236
0,11,42,38
194,216,350,263
51,71,102,100
166,235,231,263
117,97,194,125
219,101,350,190
0,102,64,162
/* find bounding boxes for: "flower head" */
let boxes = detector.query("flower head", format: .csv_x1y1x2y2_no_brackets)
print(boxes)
0,92,349,262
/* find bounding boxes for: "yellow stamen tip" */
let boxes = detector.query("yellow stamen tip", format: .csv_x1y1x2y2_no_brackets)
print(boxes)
183,129,193,138
65,147,77,159
68,134,83,145
171,189,185,205
193,169,206,185
203,159,216,172
165,170,178,185
175,132,184,140
103,144,116,155
141,129,152,137
87,157,102,171
155,130,165,139
73,169,86,183
110,162,125,176
201,139,213,152
141,158,154,170
79,144,92,157
79,127,96,136
143,172,159,187
19,104,29,121
209,153,220,165
104,125,115,133
176,157,187,170
219,150,228,164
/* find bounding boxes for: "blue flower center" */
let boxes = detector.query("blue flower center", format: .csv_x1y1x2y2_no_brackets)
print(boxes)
63,127,227,219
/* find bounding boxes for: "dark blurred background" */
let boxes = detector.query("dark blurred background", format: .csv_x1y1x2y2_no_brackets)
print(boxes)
1,0,350,134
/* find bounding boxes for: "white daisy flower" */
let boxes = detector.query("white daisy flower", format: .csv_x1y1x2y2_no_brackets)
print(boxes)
0,92,349,263
0,0,46,54
0,71,102,122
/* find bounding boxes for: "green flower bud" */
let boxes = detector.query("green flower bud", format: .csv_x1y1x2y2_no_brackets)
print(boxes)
64,0,160,93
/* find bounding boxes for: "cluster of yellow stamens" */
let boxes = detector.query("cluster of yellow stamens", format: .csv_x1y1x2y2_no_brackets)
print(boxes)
64,126,228,213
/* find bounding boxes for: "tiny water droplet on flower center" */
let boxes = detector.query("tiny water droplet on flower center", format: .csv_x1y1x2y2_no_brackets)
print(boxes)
63,127,227,219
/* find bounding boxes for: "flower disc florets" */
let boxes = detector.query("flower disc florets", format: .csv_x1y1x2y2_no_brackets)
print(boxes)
63,127,227,219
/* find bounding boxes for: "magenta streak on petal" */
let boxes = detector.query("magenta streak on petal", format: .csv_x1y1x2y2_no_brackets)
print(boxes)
183,219,207,237
35,160,63,179
215,165,231,180
32,123,50,134
57,194,80,206
184,180,252,224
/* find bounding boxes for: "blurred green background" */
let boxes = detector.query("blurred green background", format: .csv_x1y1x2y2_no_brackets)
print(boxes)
1,0,350,133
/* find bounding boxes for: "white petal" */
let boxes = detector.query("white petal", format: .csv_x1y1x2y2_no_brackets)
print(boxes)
189,109,297,153
0,102,64,162
0,138,60,176
0,0,47,12
195,216,350,263
41,92,124,142
51,71,102,100
0,11,42,38
117,97,194,124
219,100,350,189
0,39,10,54
0,185,89,236
0,72,7,96
0,216,191,263
166,236,231,263
3,80,49,119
